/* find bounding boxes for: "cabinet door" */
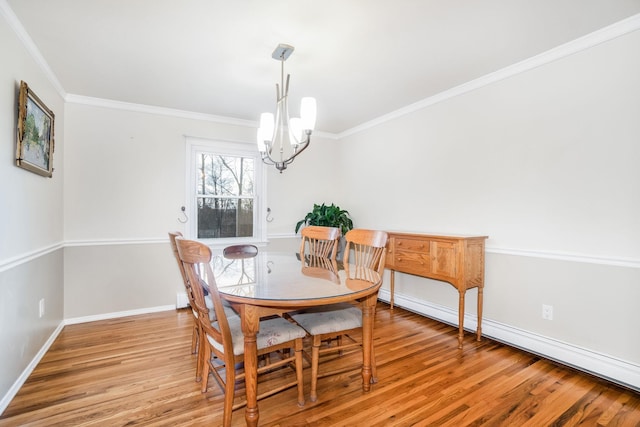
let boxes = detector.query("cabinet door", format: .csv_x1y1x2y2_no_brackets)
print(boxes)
430,240,457,279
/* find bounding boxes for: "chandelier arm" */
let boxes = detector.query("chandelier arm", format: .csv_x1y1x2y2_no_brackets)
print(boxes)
263,142,278,164
261,146,279,167
284,133,311,164
261,152,275,165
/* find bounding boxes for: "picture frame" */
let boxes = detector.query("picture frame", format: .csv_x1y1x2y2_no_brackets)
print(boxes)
16,81,55,177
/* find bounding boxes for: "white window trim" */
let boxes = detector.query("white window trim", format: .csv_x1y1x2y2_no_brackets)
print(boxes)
184,136,267,247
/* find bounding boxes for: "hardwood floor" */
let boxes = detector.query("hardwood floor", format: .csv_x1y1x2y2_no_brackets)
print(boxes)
2,304,639,426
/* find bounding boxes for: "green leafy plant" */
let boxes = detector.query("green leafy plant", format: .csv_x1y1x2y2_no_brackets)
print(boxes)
295,203,354,235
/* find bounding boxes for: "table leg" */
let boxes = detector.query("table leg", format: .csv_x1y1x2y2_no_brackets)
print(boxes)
242,306,260,427
361,294,377,391
458,291,465,349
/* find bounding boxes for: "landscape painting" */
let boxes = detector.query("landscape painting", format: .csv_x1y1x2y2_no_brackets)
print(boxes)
16,81,55,177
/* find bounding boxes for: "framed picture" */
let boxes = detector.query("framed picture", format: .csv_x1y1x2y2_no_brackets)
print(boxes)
16,81,55,177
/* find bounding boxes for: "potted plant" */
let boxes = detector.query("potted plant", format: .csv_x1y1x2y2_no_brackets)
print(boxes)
295,203,354,260
295,203,354,235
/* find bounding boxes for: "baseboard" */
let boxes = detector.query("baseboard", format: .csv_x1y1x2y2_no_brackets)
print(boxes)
377,289,640,392
0,321,65,415
64,304,176,325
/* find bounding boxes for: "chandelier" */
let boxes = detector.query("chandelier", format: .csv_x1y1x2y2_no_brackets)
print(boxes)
256,44,316,173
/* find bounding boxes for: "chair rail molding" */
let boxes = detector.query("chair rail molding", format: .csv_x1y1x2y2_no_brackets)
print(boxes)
0,242,63,273
486,246,640,269
1,240,636,272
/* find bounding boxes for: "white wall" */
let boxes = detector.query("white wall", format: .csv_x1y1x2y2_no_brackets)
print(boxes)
337,28,640,386
0,8,65,410
62,102,339,318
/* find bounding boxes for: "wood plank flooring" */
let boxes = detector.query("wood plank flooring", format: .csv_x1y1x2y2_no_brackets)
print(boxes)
1,304,639,426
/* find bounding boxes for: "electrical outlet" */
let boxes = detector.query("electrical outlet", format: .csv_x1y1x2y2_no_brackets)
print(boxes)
542,304,553,320
39,298,45,318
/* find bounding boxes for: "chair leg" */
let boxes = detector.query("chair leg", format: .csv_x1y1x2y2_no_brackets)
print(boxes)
310,335,321,402
295,339,305,407
195,324,204,382
201,345,211,393
191,323,198,354
222,361,236,427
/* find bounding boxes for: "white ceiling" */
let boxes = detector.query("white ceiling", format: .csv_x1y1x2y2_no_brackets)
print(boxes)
6,0,640,134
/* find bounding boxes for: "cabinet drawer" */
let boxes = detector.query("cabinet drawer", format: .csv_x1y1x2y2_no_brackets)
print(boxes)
395,238,430,253
394,250,431,275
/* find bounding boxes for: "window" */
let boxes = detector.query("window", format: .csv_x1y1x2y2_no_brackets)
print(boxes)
186,137,266,244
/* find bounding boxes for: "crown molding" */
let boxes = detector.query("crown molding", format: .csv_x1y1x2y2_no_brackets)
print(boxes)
65,94,257,127
338,13,640,139
0,0,66,99
63,94,339,139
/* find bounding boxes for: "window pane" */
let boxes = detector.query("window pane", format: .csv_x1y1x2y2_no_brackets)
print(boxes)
197,197,254,238
196,153,254,197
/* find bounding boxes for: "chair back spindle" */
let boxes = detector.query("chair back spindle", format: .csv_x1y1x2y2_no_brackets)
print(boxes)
343,229,388,274
300,226,341,259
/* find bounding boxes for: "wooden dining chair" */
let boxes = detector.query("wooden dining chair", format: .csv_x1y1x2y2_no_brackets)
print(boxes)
169,231,240,383
223,244,258,259
175,237,307,427
168,231,205,380
299,225,341,259
290,228,388,402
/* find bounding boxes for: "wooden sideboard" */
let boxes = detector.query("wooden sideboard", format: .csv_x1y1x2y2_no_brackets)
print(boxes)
385,232,488,349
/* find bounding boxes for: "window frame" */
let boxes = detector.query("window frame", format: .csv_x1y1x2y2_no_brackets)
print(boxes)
185,136,267,246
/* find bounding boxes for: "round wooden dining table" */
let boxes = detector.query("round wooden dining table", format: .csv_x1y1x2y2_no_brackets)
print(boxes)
212,251,383,427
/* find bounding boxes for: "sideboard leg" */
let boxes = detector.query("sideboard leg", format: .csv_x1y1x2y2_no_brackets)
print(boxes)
390,270,395,309
477,287,483,341
458,291,465,349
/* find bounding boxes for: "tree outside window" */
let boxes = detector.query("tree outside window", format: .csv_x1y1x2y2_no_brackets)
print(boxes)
196,153,255,239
